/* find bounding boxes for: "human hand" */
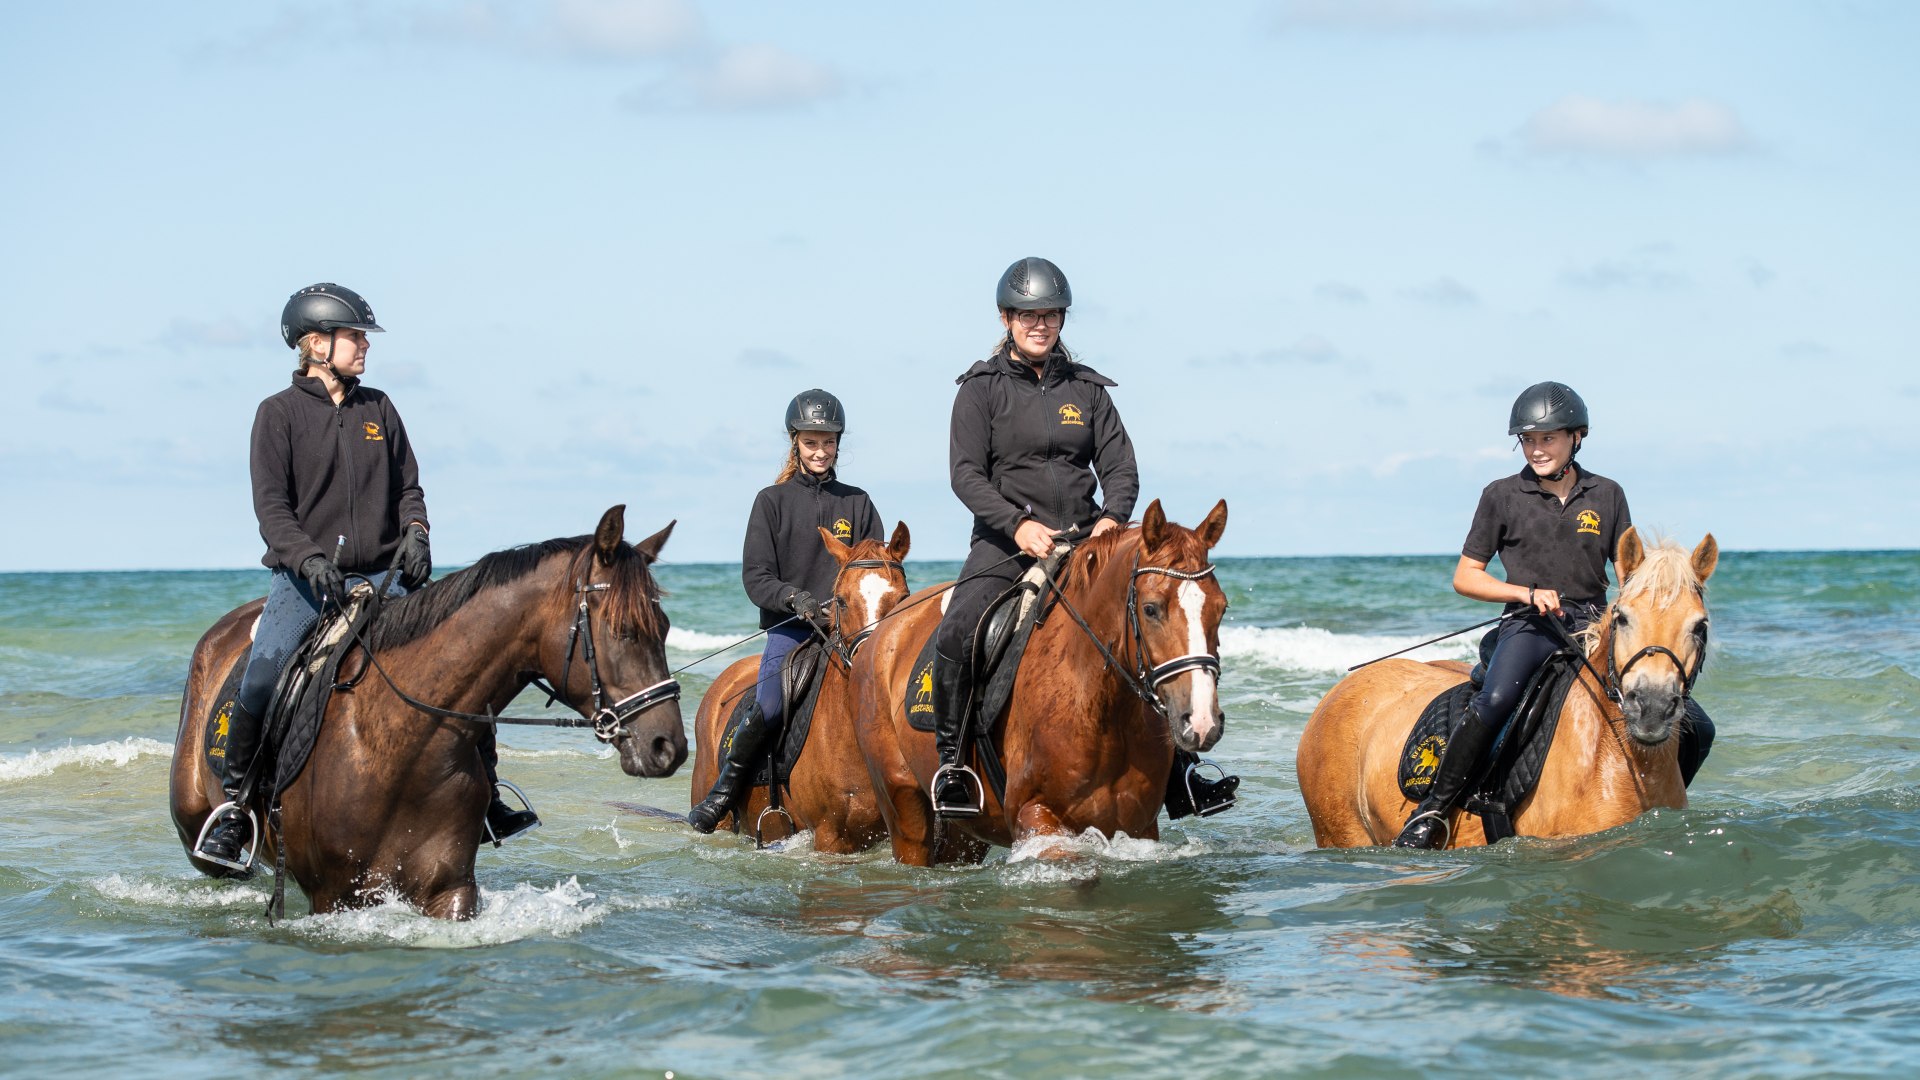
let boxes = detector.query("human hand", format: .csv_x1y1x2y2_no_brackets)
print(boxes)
1013,518,1056,559
396,522,431,587
1089,517,1119,538
300,554,346,603
1527,586,1563,617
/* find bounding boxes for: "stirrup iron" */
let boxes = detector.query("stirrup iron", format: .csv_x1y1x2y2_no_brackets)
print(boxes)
483,779,541,847
930,762,985,816
754,805,797,849
1181,758,1236,818
193,801,260,874
1400,807,1452,848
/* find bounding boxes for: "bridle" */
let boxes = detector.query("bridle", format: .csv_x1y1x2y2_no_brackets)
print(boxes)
1599,596,1707,706
1038,549,1222,723
824,557,904,666
541,573,682,743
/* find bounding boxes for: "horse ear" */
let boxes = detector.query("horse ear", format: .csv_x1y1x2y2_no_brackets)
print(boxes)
594,505,627,566
1690,533,1719,585
887,521,911,562
1141,500,1167,552
818,526,853,564
1195,499,1228,551
1615,525,1644,583
634,520,675,564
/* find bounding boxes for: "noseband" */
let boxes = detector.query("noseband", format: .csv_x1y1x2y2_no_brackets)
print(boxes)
558,577,682,743
1601,599,1706,705
1127,559,1223,690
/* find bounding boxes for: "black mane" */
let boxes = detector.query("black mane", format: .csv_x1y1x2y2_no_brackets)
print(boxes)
360,536,594,653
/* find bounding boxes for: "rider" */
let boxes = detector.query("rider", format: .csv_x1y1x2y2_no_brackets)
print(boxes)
195,283,535,873
929,257,1239,819
687,389,885,834
1393,381,1715,849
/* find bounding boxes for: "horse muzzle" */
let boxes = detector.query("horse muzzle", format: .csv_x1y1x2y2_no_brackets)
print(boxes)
1156,662,1224,753
1620,682,1685,746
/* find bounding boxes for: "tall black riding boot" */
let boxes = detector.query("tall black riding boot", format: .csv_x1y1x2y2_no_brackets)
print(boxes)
1164,748,1241,820
1678,701,1715,788
929,652,982,816
479,728,540,844
195,701,263,873
688,701,776,834
1393,706,1501,849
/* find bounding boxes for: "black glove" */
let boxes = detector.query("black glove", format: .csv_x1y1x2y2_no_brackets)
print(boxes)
300,554,346,604
788,590,827,628
396,522,432,588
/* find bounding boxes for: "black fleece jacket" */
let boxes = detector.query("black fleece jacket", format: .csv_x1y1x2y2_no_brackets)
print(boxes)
250,375,428,575
949,348,1139,544
741,470,884,629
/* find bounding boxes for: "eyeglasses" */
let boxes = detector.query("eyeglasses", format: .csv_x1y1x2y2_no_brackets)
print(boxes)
1011,310,1065,328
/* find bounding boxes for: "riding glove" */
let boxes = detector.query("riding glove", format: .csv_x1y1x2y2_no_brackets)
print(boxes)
396,522,432,587
788,590,827,629
300,554,346,604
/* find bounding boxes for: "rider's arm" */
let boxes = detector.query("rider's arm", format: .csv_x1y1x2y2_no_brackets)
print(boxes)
949,378,1028,540
741,489,804,612
1087,384,1139,526
1453,556,1530,605
383,397,429,533
249,397,326,571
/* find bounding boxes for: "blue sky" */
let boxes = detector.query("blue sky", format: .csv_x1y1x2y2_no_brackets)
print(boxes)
5,1,1915,571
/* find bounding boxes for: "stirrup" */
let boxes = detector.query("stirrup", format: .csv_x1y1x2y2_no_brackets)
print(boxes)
930,762,984,817
1181,758,1237,818
754,805,797,848
483,779,542,847
192,801,259,874
1398,808,1452,849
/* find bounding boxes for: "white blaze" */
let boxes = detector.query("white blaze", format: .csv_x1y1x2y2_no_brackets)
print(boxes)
1178,580,1218,743
857,574,895,630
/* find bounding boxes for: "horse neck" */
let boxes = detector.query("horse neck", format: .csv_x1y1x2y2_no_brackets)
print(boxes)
379,571,557,718
1020,545,1152,737
1556,615,1685,809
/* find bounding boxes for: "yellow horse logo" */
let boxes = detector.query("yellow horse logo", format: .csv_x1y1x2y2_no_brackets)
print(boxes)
1058,403,1084,426
362,421,384,441
1407,734,1446,792
833,518,853,539
1575,509,1601,536
910,662,936,715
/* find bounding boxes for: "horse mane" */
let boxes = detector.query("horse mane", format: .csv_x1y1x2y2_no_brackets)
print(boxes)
362,534,666,653
1576,536,1702,653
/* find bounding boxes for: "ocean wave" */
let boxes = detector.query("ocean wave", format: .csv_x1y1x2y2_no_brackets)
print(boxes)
1220,624,1479,674
91,873,273,910
0,736,172,782
667,627,760,654
999,829,1210,885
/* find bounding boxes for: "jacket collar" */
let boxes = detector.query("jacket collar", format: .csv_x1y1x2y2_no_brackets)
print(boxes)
292,373,358,403
792,467,836,489
1516,462,1593,497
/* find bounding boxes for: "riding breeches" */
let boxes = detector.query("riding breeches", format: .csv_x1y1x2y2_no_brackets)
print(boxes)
1469,602,1601,738
932,534,1034,668
237,570,408,719
753,623,813,728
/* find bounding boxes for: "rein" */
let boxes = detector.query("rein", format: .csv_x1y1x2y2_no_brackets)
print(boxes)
827,557,905,666
1542,598,1706,706
1035,548,1220,722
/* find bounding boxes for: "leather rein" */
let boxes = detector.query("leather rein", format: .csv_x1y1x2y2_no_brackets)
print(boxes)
1037,550,1221,723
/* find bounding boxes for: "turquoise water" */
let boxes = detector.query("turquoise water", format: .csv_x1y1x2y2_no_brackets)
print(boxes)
3,549,1918,1078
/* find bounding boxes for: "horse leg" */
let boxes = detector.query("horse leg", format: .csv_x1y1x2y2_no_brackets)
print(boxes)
1012,802,1078,859
419,884,481,921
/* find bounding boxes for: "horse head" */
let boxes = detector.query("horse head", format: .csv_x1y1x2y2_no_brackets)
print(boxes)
1605,526,1717,746
557,505,688,777
818,521,911,657
1078,499,1230,753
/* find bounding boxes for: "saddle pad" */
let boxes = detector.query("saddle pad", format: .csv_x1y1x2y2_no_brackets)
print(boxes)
201,661,249,778
271,597,381,799
903,565,1053,734
714,640,827,788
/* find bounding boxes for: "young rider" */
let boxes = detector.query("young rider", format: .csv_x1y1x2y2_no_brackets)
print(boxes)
195,283,535,872
929,257,1239,820
688,389,885,833
1394,381,1715,848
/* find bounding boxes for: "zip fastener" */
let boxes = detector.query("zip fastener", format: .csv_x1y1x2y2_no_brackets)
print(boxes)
336,393,357,570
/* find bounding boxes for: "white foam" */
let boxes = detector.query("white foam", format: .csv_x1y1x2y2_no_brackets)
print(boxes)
0,737,173,782
91,873,273,910
288,876,675,947
1219,625,1478,675
498,745,614,761
667,627,758,653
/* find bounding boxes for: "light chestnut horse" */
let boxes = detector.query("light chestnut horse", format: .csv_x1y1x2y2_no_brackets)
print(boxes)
169,506,686,917
688,523,911,851
853,499,1229,866
1297,527,1717,849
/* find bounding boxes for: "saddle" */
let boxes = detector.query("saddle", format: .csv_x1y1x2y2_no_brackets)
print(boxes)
714,638,830,794
1397,639,1582,844
202,585,381,803
903,557,1061,737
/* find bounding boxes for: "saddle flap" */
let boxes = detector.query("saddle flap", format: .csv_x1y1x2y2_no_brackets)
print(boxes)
730,639,829,789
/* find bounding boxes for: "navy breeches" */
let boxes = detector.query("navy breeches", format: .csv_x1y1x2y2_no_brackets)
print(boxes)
237,570,408,718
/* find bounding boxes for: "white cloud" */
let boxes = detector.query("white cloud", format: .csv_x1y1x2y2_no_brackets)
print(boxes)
1520,95,1754,158
1194,335,1344,367
1559,245,1686,291
1315,281,1369,304
1402,276,1480,306
157,318,254,350
1270,0,1614,34
548,0,701,59
691,43,842,111
737,347,799,369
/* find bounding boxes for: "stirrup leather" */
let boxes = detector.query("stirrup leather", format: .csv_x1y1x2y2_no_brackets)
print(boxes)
930,762,985,816
1180,758,1237,817
483,779,542,846
193,801,260,874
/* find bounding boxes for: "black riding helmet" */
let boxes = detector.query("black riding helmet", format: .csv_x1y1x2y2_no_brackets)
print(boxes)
786,389,846,435
996,257,1072,311
1508,381,1590,436
281,283,384,350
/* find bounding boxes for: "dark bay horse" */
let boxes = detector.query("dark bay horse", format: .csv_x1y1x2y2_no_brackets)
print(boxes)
168,505,686,918
689,523,911,851
853,499,1229,866
1296,527,1717,848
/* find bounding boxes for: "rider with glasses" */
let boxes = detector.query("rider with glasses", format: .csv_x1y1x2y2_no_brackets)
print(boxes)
928,257,1239,820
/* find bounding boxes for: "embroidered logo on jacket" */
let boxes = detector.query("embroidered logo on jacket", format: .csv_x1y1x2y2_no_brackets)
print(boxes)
833,518,853,540
1575,510,1602,535
362,422,384,441
1058,403,1084,426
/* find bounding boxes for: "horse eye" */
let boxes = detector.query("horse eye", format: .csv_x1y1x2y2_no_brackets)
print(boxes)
1692,620,1709,639
1143,603,1163,620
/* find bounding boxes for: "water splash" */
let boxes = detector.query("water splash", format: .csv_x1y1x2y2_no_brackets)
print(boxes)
0,737,172,782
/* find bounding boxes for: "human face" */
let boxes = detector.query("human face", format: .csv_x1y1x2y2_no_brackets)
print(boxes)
313,328,369,379
1518,429,1577,477
795,431,839,476
1000,307,1064,363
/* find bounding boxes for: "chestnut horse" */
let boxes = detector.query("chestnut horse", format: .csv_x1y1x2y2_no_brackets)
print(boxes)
168,506,687,918
1296,527,1717,849
689,522,912,851
853,499,1229,866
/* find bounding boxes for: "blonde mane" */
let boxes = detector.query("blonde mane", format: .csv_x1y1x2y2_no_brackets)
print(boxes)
1577,536,1702,652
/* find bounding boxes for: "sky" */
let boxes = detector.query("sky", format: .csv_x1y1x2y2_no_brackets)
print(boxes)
5,0,1916,571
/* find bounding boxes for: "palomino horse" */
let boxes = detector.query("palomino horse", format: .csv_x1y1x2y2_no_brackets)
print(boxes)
168,506,686,918
689,523,912,851
1296,527,1717,848
853,499,1229,866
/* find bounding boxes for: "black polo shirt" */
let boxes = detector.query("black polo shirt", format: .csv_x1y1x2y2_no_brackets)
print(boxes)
1461,464,1631,604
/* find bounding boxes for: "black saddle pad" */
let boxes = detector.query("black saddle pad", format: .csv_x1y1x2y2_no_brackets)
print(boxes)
716,639,828,789
1397,650,1581,843
903,570,1053,734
